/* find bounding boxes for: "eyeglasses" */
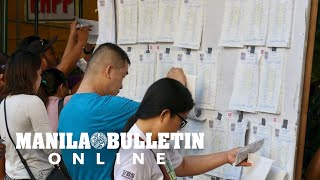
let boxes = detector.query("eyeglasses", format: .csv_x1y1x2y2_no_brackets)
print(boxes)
171,110,188,129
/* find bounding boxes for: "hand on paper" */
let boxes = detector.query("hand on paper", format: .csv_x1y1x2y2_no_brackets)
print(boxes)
227,147,252,167
70,20,78,37
166,67,186,86
78,26,91,46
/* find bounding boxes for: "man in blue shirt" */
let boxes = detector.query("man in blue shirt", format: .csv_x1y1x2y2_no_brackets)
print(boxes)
58,43,186,180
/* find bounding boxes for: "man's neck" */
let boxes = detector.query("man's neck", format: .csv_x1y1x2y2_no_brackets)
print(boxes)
77,77,105,96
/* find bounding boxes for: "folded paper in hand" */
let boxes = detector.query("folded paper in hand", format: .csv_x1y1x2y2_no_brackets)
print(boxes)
233,138,264,166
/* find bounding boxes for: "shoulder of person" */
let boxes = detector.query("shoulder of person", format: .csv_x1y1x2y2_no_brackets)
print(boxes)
20,95,45,106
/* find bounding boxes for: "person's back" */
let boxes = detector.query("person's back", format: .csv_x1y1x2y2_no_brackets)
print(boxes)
0,95,53,179
58,93,138,180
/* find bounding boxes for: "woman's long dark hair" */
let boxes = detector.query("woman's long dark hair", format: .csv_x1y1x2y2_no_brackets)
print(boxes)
1,50,42,98
38,68,68,106
123,78,194,132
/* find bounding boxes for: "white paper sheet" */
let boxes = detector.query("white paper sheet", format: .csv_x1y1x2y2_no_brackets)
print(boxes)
137,0,158,43
266,165,289,180
233,138,264,166
195,51,219,110
175,52,197,76
135,51,156,101
186,75,205,121
208,114,228,178
156,0,180,42
77,58,88,72
242,153,274,180
266,0,294,47
257,49,285,114
96,0,116,44
155,51,176,80
243,0,270,45
117,0,138,44
208,116,248,179
228,49,261,113
248,121,272,157
219,0,244,47
174,0,204,50
119,49,139,100
185,119,206,156
75,17,99,44
270,125,296,172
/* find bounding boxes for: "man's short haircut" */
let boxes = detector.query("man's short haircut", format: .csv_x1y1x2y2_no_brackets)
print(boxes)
86,43,130,73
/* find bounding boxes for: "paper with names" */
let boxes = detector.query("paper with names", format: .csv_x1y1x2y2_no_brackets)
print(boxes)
135,51,156,101
174,0,204,50
119,50,139,101
195,51,219,110
175,52,197,76
96,0,116,44
156,0,180,42
233,137,264,166
184,120,207,156
75,17,99,44
243,0,270,45
229,49,260,113
208,116,248,179
270,125,296,171
208,115,228,178
219,0,244,47
155,52,176,81
257,49,285,114
137,0,158,43
266,0,294,47
249,121,272,157
117,0,138,44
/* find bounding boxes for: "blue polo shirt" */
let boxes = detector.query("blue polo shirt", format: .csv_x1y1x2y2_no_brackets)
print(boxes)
58,93,139,180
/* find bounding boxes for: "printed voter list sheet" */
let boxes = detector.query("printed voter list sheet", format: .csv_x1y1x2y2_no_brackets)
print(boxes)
118,48,138,100
96,0,115,44
243,0,270,46
174,0,204,50
156,0,180,42
208,114,228,178
257,49,285,114
75,17,99,44
184,119,207,156
219,0,244,47
195,51,219,110
175,51,197,76
137,0,158,43
117,0,138,44
135,51,156,101
266,0,294,47
270,123,296,176
229,49,261,113
248,120,272,157
155,50,176,80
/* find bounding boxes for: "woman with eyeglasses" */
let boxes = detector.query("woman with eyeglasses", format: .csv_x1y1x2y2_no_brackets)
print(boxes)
114,78,251,180
38,68,72,131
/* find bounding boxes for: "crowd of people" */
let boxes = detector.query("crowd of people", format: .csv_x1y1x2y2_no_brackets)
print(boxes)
0,21,251,180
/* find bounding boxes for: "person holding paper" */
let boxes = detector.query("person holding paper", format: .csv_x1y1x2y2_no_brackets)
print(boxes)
17,20,91,76
58,43,186,180
114,78,251,180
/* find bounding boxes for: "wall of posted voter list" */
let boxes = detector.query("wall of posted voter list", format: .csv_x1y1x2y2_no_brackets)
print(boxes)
79,0,312,179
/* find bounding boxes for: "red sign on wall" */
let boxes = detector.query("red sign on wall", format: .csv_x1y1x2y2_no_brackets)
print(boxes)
27,0,76,21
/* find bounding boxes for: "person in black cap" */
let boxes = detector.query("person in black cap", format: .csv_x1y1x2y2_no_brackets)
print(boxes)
18,21,91,76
